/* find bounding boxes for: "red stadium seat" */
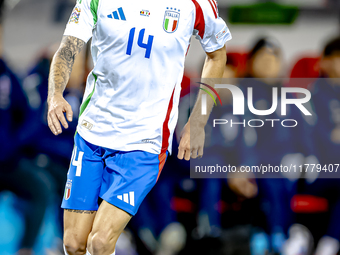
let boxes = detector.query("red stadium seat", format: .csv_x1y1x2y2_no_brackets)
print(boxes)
226,51,248,77
170,197,196,213
291,194,329,213
289,56,321,88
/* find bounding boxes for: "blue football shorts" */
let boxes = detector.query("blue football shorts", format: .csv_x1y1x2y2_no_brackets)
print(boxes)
61,133,168,216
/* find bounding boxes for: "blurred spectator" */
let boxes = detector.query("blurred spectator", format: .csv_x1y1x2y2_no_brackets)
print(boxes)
295,36,340,255
0,55,51,255
228,37,316,255
0,1,51,253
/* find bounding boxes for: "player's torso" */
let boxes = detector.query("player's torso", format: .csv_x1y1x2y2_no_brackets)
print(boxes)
93,0,195,65
78,0,196,153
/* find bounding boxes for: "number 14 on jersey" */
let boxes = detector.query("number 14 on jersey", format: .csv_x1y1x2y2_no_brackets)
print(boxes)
126,28,154,59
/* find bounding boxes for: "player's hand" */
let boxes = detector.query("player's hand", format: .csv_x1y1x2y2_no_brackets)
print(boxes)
47,94,73,135
177,120,205,161
227,172,258,199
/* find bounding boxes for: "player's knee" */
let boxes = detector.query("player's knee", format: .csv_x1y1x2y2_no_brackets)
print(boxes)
64,236,87,255
89,231,118,254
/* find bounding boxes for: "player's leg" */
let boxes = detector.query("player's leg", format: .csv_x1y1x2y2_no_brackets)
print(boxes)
62,133,105,255
87,201,131,255
87,149,169,255
63,209,96,255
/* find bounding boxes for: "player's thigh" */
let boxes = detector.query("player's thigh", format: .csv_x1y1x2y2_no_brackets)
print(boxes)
64,209,97,252
62,133,105,251
87,200,131,252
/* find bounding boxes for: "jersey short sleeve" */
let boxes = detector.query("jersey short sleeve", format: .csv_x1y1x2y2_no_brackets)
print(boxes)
192,0,232,53
63,0,98,43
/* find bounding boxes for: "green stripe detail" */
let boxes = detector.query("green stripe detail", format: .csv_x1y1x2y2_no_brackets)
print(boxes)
79,72,97,117
199,88,217,106
164,18,169,30
90,0,100,25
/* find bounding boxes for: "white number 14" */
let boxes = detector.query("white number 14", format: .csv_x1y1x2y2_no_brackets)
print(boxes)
70,146,84,177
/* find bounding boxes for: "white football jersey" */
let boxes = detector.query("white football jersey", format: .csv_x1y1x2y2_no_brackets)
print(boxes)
64,0,232,154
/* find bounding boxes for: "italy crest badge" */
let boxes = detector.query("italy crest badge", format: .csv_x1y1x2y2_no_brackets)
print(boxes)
64,180,72,200
163,7,180,33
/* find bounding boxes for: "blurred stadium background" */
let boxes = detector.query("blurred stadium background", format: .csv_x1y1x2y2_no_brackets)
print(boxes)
1,0,340,255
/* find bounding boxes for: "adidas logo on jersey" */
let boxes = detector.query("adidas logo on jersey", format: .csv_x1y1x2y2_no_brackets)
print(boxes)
107,7,126,21
117,191,135,206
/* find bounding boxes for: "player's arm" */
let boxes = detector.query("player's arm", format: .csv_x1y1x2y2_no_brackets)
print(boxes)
47,36,85,135
178,46,226,161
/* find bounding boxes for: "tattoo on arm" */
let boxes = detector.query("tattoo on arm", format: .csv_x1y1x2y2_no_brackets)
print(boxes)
48,36,85,101
65,209,96,214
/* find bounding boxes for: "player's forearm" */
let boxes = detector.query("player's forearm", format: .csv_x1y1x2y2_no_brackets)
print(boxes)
190,46,226,127
48,36,85,101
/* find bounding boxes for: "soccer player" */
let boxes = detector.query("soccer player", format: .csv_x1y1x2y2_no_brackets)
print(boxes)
0,49,51,255
47,0,232,254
